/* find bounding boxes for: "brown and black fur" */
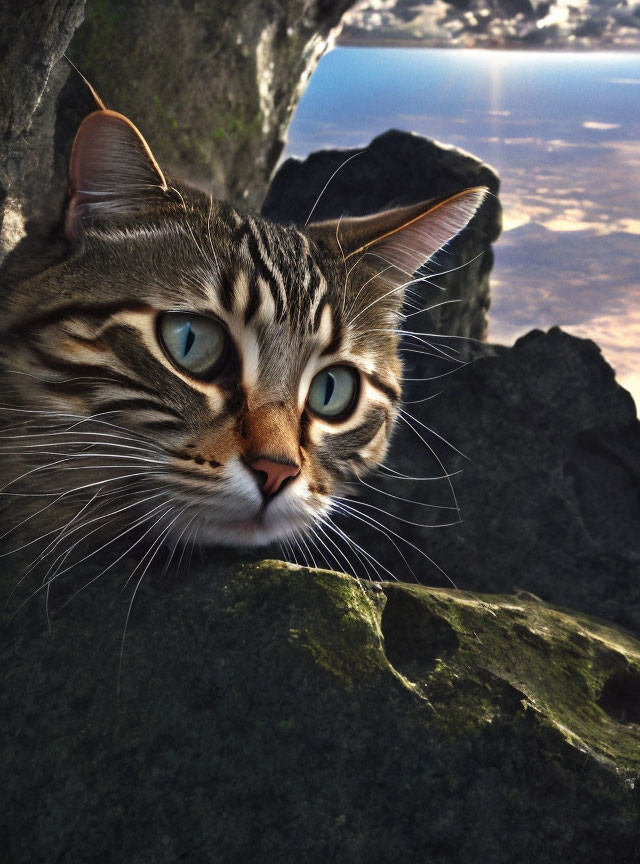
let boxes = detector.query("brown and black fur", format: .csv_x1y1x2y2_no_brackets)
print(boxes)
0,107,485,592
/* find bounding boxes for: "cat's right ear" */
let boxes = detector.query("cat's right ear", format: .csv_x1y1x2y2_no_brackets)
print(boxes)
65,109,169,242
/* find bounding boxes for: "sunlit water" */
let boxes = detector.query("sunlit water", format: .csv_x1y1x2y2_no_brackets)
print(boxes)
284,47,640,410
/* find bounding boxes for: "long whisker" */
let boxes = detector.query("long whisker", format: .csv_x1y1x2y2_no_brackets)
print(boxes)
47,498,173,587
401,390,444,406
120,508,185,696
375,463,462,482
160,509,200,578
0,432,165,453
296,531,319,570
306,522,344,574
396,413,461,517
331,502,419,582
334,495,460,529
356,476,458,511
0,471,167,557
33,488,174,576
332,499,454,586
8,500,173,619
0,406,166,444
399,363,473,382
304,151,364,227
322,512,397,582
314,516,372,581
398,407,468,461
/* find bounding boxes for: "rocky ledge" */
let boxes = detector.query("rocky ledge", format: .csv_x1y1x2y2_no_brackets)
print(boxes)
0,0,353,266
340,327,640,639
2,559,640,863
264,129,502,340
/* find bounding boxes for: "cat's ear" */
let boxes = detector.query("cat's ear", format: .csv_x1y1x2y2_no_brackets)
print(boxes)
65,109,169,241
307,187,488,285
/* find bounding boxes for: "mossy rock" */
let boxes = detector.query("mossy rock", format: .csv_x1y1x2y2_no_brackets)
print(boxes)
2,557,640,862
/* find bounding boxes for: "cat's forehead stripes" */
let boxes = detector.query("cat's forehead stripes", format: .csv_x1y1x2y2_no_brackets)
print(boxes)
226,213,328,327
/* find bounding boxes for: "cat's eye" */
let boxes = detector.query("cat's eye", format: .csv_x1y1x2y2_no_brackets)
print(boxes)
158,312,229,378
308,365,358,420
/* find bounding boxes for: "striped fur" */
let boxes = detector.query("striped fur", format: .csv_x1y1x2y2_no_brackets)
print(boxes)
0,108,485,565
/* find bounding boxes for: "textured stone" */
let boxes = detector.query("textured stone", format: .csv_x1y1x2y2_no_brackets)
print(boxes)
2,559,639,863
0,0,85,262
263,129,502,339
62,0,353,212
338,327,640,636
1,0,353,270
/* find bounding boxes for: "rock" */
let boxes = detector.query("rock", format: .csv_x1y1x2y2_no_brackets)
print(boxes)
263,129,502,339
2,559,639,862
1,0,353,269
0,0,85,262
63,0,354,210
337,327,640,636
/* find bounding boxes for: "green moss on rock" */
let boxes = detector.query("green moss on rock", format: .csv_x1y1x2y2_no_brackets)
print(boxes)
2,556,639,862
379,583,640,772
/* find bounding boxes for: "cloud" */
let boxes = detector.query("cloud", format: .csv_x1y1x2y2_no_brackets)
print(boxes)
339,0,640,49
490,226,640,411
582,121,622,130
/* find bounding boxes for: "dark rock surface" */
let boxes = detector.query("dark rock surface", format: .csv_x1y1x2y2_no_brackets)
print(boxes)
337,327,640,636
64,0,354,209
0,0,84,262
3,560,640,863
0,0,353,267
263,129,502,339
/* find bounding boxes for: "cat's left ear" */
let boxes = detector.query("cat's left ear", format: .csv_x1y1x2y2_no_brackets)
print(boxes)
307,187,488,285
65,109,169,241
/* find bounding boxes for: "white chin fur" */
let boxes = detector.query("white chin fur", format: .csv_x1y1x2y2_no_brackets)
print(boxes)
168,459,327,548
197,510,312,548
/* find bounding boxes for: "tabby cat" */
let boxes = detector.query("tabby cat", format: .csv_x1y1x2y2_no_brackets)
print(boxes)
0,108,485,588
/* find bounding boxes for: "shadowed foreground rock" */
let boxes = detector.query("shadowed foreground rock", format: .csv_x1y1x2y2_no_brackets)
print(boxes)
263,129,502,339
2,559,640,863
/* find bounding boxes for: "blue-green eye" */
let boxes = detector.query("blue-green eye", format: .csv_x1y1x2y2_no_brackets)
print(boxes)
308,365,358,420
158,312,228,378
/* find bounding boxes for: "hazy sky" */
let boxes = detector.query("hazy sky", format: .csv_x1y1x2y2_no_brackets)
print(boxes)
285,48,640,408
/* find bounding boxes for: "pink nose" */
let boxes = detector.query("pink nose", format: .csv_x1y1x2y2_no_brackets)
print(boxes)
251,458,300,495
250,458,300,496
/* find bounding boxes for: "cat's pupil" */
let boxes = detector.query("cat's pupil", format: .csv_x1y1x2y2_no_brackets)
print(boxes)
158,311,227,378
323,373,335,406
181,322,196,358
308,365,358,420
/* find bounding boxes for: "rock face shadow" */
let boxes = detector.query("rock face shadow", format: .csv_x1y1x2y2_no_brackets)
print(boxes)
380,586,459,681
598,667,640,726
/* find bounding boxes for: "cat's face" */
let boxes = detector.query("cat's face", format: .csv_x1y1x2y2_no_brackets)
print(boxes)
1,109,485,550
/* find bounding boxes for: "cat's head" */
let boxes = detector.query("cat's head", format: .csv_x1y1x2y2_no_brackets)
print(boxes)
1,109,485,548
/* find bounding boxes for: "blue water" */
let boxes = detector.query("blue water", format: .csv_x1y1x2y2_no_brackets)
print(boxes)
289,48,640,150
285,48,640,407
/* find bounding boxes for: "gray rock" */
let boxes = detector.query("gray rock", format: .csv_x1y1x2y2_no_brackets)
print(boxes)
0,0,353,269
336,327,640,636
0,0,85,262
63,0,354,210
263,129,502,339
2,559,640,863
